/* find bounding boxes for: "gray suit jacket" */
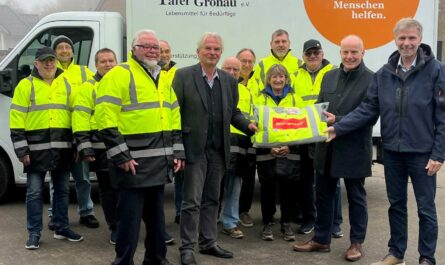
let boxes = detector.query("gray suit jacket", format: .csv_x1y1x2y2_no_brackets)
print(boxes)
173,63,251,168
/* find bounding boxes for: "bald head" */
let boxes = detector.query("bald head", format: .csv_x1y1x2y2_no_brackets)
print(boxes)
340,35,365,72
221,56,241,79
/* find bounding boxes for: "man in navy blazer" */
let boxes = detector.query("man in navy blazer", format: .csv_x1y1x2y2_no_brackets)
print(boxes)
173,32,256,265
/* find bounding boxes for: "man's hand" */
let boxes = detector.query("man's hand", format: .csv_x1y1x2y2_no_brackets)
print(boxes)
325,126,337,142
19,155,30,166
248,122,258,133
118,159,139,175
425,159,443,176
173,158,185,173
83,156,96,162
323,111,336,125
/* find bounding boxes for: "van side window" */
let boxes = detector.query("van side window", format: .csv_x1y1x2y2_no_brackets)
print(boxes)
1,27,93,96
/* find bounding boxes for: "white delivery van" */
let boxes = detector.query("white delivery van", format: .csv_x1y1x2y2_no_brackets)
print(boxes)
0,0,439,201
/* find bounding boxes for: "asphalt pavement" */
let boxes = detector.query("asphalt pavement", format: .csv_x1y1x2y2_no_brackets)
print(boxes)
0,163,444,265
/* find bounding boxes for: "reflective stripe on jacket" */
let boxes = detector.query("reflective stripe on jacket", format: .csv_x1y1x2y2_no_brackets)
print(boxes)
253,52,301,89
95,56,184,188
293,60,334,107
57,60,94,100
252,89,328,148
10,71,73,172
72,78,109,170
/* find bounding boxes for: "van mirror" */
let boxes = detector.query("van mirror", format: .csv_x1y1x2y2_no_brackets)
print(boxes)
0,69,14,95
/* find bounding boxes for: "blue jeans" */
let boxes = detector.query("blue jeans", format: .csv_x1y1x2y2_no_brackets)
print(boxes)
27,170,69,235
48,160,94,217
222,173,242,229
383,150,437,264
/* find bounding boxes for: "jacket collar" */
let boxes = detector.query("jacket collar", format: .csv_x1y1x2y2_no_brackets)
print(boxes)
386,43,433,72
31,67,64,80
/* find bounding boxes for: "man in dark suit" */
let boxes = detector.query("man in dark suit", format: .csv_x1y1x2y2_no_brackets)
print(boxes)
293,35,375,262
173,32,256,265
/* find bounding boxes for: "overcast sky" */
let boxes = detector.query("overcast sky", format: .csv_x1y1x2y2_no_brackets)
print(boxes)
0,0,99,15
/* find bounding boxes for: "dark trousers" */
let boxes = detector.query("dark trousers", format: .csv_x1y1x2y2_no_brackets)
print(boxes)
297,145,342,227
239,154,256,214
179,149,226,252
96,171,118,230
112,185,166,265
313,171,367,244
383,150,437,264
297,145,316,225
259,177,296,224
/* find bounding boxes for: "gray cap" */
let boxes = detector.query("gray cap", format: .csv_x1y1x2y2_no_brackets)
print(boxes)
52,35,74,51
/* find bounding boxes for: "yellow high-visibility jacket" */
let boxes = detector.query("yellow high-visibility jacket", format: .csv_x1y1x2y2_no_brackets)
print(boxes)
95,55,185,188
72,75,109,171
162,66,177,87
10,68,74,172
57,60,94,99
253,87,328,149
292,60,334,107
253,51,301,89
229,83,255,155
253,86,303,180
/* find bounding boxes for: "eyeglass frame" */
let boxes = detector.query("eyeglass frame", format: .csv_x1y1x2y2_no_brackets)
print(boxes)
134,44,161,51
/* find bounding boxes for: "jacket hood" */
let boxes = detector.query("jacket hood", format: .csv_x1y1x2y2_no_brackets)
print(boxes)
387,43,434,69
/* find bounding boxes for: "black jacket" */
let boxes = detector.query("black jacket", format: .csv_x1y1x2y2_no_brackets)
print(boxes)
314,61,375,178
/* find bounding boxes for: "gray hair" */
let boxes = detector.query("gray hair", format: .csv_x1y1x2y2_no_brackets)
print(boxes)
265,64,290,86
197,32,224,51
393,18,423,38
131,29,158,47
236,48,256,61
271,29,289,42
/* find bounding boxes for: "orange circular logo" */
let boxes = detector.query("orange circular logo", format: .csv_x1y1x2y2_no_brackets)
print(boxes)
304,0,420,49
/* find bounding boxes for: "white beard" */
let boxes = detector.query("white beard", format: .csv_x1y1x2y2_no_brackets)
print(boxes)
143,59,158,69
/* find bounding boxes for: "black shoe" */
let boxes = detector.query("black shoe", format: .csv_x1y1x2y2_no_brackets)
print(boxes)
181,252,197,265
110,229,117,245
48,217,55,231
79,215,99,228
199,245,233,259
25,234,40,250
54,228,83,242
161,259,173,265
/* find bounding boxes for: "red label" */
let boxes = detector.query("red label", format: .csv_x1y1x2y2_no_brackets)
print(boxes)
272,117,308,130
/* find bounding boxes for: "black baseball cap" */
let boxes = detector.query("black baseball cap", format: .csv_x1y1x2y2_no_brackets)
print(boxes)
35,46,56,61
303,39,322,52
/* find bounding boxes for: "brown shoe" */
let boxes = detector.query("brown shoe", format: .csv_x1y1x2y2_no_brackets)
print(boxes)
293,240,330,252
345,243,363,261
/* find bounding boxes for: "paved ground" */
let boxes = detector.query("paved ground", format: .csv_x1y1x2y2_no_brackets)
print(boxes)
0,164,444,265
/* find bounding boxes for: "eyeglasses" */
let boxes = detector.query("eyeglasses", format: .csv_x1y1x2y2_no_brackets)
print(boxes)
134,44,160,51
304,50,322,57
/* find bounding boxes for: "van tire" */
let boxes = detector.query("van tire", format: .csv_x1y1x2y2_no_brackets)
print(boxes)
0,155,12,203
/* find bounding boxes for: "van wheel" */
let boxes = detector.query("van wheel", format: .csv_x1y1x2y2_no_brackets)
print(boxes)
0,156,12,203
